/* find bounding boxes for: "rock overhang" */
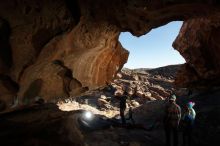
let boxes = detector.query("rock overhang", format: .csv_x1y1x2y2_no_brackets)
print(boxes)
0,0,220,110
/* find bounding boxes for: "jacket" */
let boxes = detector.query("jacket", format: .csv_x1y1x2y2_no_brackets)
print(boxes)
164,102,181,128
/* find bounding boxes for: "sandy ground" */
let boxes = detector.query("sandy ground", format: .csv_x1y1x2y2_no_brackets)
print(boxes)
57,101,120,118
57,100,168,146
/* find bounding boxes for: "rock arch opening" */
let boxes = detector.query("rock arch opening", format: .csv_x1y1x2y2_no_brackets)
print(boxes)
119,21,185,69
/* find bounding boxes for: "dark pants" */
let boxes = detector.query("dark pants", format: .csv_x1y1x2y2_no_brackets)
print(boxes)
128,116,135,125
165,126,178,146
183,128,192,146
120,108,126,124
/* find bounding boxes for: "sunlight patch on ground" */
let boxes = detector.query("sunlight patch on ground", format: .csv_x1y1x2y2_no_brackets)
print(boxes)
57,101,119,118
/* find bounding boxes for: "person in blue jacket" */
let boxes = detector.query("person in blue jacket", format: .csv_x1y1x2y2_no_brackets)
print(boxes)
182,101,196,146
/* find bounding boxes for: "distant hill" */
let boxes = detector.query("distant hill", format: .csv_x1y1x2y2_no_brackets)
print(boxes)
122,64,182,80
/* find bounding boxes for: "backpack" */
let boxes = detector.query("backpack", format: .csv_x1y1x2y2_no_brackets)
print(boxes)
164,103,181,128
182,114,195,130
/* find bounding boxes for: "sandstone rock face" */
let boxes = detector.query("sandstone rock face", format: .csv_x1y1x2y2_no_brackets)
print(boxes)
18,19,128,102
0,0,128,105
0,0,77,105
0,0,220,109
174,14,220,88
0,75,19,110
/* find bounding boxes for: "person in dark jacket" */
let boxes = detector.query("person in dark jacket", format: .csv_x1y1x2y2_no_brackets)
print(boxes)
164,94,181,146
119,92,128,125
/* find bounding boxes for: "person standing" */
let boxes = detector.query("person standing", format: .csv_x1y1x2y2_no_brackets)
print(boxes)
164,94,181,146
119,92,128,125
182,101,196,146
114,90,128,125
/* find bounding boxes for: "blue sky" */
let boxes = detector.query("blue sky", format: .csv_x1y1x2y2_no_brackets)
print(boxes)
119,21,185,69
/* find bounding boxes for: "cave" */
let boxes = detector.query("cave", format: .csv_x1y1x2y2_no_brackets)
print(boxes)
0,0,220,146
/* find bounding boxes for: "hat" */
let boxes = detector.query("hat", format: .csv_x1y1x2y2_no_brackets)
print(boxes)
114,90,123,96
169,95,176,101
187,101,195,108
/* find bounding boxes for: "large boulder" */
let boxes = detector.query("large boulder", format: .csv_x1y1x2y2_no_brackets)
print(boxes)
149,86,170,98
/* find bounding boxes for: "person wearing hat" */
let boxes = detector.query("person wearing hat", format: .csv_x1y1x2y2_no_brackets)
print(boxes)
164,94,181,146
182,101,196,146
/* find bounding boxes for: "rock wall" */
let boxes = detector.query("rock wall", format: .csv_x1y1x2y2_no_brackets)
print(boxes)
0,0,220,110
18,19,128,103
174,13,220,88
0,0,76,106
0,0,129,108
